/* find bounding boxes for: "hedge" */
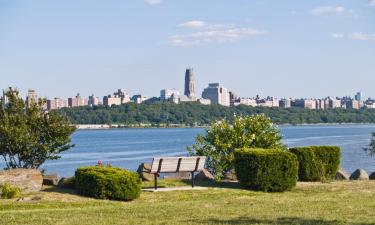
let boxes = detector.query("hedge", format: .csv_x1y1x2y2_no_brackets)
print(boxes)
75,166,142,201
289,146,341,182
234,148,298,192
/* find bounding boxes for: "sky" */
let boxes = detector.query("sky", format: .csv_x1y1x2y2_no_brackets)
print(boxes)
0,0,374,99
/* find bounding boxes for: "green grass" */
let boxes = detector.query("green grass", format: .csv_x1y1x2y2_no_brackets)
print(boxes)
1,180,375,225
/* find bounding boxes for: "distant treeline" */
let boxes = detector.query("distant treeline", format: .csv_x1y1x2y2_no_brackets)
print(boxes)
57,102,375,126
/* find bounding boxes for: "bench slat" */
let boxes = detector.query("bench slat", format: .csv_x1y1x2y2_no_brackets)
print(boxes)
150,156,206,173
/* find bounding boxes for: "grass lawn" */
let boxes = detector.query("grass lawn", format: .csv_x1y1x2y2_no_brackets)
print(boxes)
1,180,375,225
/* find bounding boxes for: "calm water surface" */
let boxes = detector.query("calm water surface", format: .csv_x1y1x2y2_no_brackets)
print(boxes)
33,124,375,176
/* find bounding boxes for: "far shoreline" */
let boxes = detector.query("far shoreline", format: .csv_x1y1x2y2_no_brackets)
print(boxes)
75,123,375,130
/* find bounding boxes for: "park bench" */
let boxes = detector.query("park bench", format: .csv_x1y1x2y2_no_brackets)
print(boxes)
148,156,206,190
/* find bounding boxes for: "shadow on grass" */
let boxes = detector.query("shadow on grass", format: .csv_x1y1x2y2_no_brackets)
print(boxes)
182,180,244,189
191,217,373,225
42,186,80,196
142,179,244,190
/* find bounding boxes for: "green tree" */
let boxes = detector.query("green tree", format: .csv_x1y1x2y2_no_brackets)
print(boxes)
188,114,285,179
0,88,76,169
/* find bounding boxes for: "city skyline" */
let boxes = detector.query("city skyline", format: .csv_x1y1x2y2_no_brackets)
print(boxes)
4,67,374,111
1,1,374,98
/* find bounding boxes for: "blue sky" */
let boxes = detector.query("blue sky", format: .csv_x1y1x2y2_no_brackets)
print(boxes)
0,0,374,99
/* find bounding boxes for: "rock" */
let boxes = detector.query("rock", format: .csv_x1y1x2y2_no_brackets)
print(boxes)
43,173,61,186
0,169,43,193
137,163,154,181
335,169,349,180
57,177,75,189
369,172,375,180
223,169,237,181
350,169,369,180
195,169,215,181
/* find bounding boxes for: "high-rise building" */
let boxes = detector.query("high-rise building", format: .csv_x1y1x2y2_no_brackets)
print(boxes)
1,89,8,109
184,68,196,100
229,91,240,106
355,92,362,101
47,98,68,110
202,83,230,106
26,89,38,106
68,93,88,107
88,95,100,106
160,89,180,101
103,95,122,106
114,89,131,104
279,98,292,108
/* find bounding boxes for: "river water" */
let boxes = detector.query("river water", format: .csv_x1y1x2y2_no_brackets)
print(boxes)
33,124,375,177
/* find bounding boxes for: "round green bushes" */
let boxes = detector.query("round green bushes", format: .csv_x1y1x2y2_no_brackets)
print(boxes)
75,166,142,201
289,146,341,182
234,148,298,192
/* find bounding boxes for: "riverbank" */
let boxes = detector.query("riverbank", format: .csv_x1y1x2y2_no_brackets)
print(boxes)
2,180,375,225
75,123,375,130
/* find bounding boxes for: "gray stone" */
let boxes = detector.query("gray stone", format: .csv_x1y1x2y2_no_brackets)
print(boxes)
369,171,375,180
137,163,154,181
350,169,369,180
223,169,237,181
195,169,215,181
335,169,349,180
0,169,43,193
43,173,61,186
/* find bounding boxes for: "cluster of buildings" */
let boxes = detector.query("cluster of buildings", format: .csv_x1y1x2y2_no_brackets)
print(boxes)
2,68,375,111
21,89,149,111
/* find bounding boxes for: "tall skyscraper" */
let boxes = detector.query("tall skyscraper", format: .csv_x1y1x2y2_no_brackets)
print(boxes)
184,68,195,100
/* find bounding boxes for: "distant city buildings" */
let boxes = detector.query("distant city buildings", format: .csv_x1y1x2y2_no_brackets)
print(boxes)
88,95,100,106
47,98,68,110
68,93,88,107
202,83,230,106
2,68,374,111
160,89,180,101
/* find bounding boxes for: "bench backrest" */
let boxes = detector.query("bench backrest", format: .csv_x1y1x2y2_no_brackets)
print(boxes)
150,156,206,173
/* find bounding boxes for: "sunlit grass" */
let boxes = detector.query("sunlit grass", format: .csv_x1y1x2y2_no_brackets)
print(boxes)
1,180,375,225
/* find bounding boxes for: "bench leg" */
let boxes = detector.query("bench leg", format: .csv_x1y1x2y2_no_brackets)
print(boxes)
191,172,195,188
154,173,158,190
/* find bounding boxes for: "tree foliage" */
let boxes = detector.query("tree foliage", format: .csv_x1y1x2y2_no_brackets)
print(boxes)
58,101,375,126
0,88,76,169
187,114,285,179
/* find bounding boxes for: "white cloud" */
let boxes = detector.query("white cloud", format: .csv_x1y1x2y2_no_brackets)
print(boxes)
331,33,345,39
332,32,375,41
310,6,353,15
169,27,266,46
370,0,375,6
178,21,207,29
144,0,162,5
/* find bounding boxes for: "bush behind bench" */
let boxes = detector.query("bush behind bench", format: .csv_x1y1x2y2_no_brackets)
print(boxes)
289,146,340,182
234,148,298,192
75,166,142,201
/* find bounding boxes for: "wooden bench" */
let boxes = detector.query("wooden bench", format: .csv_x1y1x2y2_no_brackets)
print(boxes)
148,156,206,190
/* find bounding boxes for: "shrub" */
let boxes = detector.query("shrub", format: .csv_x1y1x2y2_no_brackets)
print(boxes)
289,146,341,182
188,114,285,180
0,183,22,199
75,166,142,201
234,148,298,192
